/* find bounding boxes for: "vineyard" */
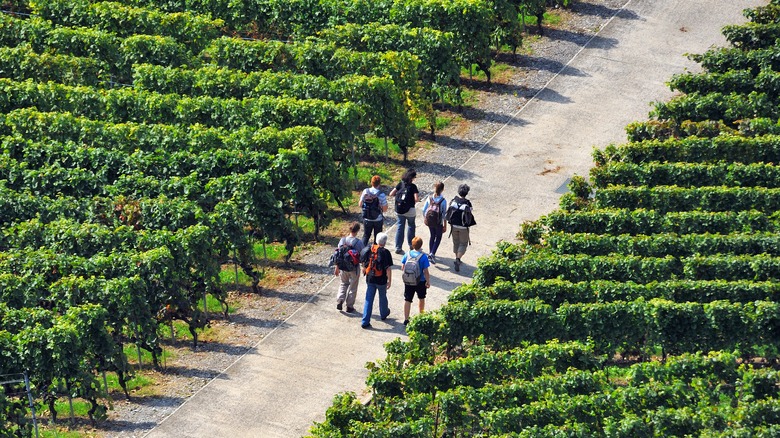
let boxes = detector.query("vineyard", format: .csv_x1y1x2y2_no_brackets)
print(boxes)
312,2,780,436
0,0,571,434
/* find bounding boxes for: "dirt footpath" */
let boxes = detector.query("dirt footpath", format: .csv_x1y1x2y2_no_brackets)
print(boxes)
142,1,764,437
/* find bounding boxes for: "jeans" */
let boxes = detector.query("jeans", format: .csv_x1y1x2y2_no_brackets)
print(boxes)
362,219,383,247
428,224,443,256
361,282,389,326
394,211,416,251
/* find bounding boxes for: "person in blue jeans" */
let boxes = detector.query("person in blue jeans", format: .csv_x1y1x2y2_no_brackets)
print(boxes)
361,232,393,329
422,181,447,264
400,236,431,326
389,169,419,255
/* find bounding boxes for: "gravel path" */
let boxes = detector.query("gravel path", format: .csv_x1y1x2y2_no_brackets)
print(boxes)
100,1,662,435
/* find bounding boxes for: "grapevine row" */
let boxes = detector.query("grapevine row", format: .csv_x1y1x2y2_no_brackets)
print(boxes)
28,0,223,52
538,208,777,235
543,231,780,257
592,133,780,166
593,185,780,214
450,278,780,307
0,14,196,83
590,161,780,188
317,350,780,436
424,297,780,356
131,64,415,149
0,78,362,162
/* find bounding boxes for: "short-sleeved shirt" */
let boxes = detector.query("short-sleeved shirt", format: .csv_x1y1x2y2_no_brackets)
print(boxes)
401,250,430,283
366,246,394,285
359,187,387,222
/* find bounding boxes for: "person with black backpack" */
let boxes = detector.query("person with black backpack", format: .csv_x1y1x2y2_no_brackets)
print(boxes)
359,175,388,247
400,236,431,327
422,181,447,264
388,168,419,255
332,221,365,313
445,183,476,272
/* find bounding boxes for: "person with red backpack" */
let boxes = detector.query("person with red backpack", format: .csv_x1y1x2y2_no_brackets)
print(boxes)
422,181,447,264
360,232,393,329
333,221,364,313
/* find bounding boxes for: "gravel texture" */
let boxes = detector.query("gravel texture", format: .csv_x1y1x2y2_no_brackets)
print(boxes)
99,2,630,436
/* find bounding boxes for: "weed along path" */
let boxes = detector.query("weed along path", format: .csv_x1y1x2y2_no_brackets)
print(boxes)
144,1,762,437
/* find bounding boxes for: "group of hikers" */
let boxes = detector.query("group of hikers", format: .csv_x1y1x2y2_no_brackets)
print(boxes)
330,169,476,329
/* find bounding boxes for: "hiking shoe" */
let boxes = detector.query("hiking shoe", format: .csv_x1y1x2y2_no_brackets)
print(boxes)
403,320,409,326
429,254,436,264
395,248,405,255
346,307,356,313
336,302,343,311
454,259,461,272
361,323,372,329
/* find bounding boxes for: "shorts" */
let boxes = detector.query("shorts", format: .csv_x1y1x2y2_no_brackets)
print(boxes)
403,281,427,302
452,226,470,255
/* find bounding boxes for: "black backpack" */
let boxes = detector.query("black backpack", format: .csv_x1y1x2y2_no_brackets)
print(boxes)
394,182,414,215
446,197,476,227
362,191,381,220
330,238,359,271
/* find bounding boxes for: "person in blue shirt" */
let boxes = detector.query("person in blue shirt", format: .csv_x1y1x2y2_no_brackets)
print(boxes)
400,236,431,326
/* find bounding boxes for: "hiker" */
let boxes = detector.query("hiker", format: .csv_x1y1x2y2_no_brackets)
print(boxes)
388,168,419,255
333,221,364,313
446,183,476,272
422,181,447,264
400,236,431,327
360,232,393,329
359,175,388,246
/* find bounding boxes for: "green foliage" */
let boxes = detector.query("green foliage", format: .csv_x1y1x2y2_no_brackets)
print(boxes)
316,3,780,435
29,0,223,52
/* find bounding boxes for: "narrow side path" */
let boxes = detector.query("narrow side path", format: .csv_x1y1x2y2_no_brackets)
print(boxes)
145,1,762,436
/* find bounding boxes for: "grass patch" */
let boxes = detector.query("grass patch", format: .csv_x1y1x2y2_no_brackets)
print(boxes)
353,163,395,189
197,293,236,315
366,136,403,159
461,64,489,81
460,89,479,107
122,344,173,366
491,62,512,77
290,213,315,238
36,399,91,421
220,267,255,286
520,10,562,27
104,372,154,393
40,428,89,438
414,115,453,131
252,240,288,262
